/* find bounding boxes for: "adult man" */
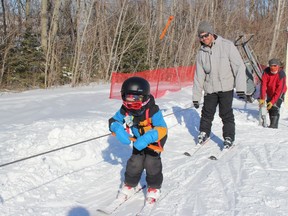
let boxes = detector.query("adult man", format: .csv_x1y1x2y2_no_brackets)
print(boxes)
259,58,287,128
192,21,246,148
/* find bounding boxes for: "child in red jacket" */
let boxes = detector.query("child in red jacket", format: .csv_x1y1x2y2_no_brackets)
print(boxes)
259,58,287,128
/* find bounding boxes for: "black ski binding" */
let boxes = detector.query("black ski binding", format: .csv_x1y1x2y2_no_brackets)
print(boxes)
209,155,217,160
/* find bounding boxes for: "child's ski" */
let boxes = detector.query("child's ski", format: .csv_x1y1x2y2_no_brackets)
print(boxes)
96,185,146,215
135,188,171,216
136,198,156,216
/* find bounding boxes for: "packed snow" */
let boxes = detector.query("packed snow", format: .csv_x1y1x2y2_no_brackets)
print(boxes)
1,83,288,216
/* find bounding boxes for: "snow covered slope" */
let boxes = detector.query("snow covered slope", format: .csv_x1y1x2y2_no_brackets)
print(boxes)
1,84,288,216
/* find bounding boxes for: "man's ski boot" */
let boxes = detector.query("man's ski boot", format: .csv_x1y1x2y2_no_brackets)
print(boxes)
223,137,233,149
269,114,279,129
197,131,208,145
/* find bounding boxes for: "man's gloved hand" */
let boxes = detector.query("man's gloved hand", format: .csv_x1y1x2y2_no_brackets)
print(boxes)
134,130,158,151
193,101,199,109
267,102,273,110
258,99,265,107
110,122,131,145
236,91,246,100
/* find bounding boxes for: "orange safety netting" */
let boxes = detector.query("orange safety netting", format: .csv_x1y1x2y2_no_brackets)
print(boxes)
109,65,196,99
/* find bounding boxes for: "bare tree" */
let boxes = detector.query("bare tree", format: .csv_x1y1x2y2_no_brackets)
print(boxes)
105,0,128,80
71,0,96,86
41,0,48,53
1,0,7,37
25,0,32,31
1,0,288,90
269,0,286,59
44,0,61,87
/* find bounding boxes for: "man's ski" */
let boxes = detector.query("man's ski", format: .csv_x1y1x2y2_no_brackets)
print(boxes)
208,144,236,160
183,137,211,157
96,185,146,215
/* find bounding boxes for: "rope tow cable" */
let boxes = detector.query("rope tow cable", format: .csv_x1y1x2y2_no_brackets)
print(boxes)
0,104,193,168
0,133,111,168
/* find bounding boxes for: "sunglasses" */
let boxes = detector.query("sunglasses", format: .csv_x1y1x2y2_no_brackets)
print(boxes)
270,65,278,67
199,33,210,39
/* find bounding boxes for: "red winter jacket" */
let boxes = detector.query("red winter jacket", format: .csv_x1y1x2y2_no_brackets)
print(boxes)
260,67,287,104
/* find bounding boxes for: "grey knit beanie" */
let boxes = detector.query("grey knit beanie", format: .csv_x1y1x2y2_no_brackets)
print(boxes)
268,58,280,66
197,21,214,36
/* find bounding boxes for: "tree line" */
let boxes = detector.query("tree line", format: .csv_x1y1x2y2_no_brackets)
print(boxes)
0,0,287,90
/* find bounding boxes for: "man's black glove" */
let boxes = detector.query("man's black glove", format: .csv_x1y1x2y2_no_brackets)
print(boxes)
236,91,246,100
193,101,199,109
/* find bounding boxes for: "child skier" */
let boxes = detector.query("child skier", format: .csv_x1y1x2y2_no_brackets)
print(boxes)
108,76,168,204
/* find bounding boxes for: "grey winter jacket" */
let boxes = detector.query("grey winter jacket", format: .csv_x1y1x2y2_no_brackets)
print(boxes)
192,35,246,102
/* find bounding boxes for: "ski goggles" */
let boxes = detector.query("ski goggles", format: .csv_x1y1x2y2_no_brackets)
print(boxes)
124,94,144,102
123,94,150,110
123,94,144,110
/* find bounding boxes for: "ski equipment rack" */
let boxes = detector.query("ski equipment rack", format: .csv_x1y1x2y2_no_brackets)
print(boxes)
235,34,263,102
